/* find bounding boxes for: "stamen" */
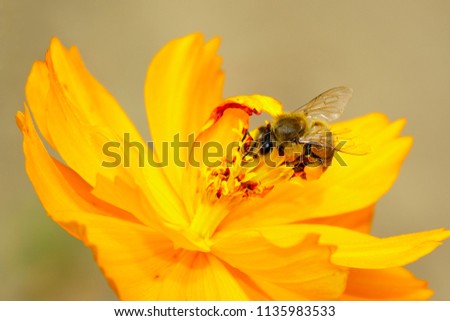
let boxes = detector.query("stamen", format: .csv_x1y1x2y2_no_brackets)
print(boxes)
203,145,292,204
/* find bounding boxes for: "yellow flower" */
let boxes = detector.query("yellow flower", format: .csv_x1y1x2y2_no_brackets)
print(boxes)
17,33,449,300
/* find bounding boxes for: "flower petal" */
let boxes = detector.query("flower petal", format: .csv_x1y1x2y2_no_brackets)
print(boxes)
196,108,249,149
342,267,433,300
16,109,136,237
24,37,189,230
20,104,210,251
167,253,249,300
212,227,348,300
188,108,249,177
220,265,272,300
144,33,224,191
193,94,284,169
51,209,249,300
286,224,450,269
24,61,55,148
301,206,374,234
200,94,283,133
26,38,142,185
67,45,145,150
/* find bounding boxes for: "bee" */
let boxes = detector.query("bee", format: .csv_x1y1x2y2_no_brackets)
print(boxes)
242,86,368,178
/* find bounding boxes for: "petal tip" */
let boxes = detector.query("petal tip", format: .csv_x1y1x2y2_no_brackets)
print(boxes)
49,36,63,50
176,32,205,47
207,35,222,50
15,111,25,132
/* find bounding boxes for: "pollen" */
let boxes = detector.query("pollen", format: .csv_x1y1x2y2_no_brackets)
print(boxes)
203,146,292,203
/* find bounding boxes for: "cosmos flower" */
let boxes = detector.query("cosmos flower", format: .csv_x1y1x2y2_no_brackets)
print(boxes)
17,33,449,300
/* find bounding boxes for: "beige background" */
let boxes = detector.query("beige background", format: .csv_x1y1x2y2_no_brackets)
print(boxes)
1,0,449,300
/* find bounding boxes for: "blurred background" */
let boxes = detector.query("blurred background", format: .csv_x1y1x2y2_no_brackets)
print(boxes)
1,0,449,300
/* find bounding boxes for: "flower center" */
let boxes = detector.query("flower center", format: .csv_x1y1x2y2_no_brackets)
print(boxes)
203,146,293,203
177,127,330,252
180,145,294,250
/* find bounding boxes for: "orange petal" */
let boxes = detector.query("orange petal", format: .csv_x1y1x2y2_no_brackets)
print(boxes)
190,108,249,172
16,109,137,238
51,209,249,300
22,97,177,229
67,45,145,150
221,265,272,300
197,108,249,148
144,33,224,191
200,94,283,133
26,38,142,185
194,94,284,169
212,228,348,300
24,37,189,230
342,267,433,300
19,106,213,254
287,224,450,269
301,205,374,234
25,61,55,148
20,105,210,251
163,253,249,300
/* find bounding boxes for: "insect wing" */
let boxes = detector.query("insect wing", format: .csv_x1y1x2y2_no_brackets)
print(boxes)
297,126,334,148
332,133,371,155
294,86,353,122
298,127,371,155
